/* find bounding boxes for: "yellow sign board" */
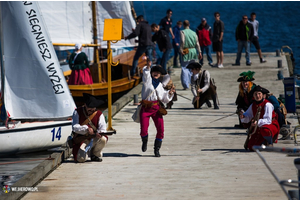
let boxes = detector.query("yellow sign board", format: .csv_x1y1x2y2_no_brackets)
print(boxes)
103,19,123,41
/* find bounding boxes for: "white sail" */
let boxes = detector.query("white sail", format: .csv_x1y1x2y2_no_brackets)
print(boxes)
1,1,76,119
96,1,137,49
38,1,93,46
38,1,137,49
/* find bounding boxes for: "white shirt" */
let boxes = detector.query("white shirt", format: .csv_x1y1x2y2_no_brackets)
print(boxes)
72,110,107,135
248,19,259,37
141,66,174,103
241,101,274,127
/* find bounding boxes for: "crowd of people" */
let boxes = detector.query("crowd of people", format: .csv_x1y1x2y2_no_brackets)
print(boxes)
68,10,286,161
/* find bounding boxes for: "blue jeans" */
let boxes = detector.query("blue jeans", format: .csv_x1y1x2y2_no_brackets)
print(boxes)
172,43,182,67
235,41,251,64
131,45,153,76
160,48,172,72
200,45,213,65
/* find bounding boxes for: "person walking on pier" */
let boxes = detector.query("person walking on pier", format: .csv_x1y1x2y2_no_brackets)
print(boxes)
212,12,224,68
188,62,219,109
180,20,202,90
71,93,108,163
140,59,175,157
248,12,267,63
196,18,214,67
125,15,154,76
172,21,182,68
240,85,280,151
151,23,173,73
232,15,254,66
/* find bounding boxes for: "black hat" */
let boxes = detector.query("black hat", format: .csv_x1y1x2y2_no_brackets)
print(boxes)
186,62,202,69
150,65,167,75
83,93,105,108
249,85,270,97
237,71,255,82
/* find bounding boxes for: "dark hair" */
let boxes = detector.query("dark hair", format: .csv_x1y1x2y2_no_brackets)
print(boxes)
151,23,158,29
242,15,248,19
214,12,220,17
251,12,256,16
137,15,144,21
177,21,182,25
166,9,172,14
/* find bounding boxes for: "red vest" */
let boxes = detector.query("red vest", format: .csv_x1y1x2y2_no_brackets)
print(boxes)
197,29,211,46
77,106,102,129
251,99,276,121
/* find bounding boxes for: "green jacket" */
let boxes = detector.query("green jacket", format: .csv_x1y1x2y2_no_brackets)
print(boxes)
182,29,198,62
68,52,89,70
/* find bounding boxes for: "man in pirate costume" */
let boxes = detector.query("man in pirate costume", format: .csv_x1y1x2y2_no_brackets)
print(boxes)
240,85,280,151
72,93,107,163
235,71,256,128
187,62,218,109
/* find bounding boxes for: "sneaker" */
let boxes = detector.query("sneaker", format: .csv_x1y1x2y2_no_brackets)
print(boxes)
218,64,224,68
246,62,251,66
209,63,214,67
213,63,219,68
232,63,240,66
260,58,267,63
214,105,219,109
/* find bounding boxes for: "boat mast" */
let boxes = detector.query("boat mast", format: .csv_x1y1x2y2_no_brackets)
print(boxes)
92,1,101,83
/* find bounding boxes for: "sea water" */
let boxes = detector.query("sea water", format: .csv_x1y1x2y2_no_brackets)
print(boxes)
133,1,300,74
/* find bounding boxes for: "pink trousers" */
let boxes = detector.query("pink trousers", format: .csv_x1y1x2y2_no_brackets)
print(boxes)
140,101,164,140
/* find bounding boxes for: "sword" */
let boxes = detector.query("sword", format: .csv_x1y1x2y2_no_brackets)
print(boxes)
209,112,237,123
176,93,192,101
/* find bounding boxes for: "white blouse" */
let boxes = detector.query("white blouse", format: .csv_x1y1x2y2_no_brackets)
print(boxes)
72,110,107,135
141,66,174,103
241,102,274,127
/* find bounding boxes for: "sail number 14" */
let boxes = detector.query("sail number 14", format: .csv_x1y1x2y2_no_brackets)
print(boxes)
51,127,61,141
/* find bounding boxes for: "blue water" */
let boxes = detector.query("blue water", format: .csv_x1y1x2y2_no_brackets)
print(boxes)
133,1,300,74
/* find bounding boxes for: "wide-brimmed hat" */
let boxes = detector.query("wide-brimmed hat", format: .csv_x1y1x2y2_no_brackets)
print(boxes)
249,85,270,97
151,65,167,75
186,62,202,69
83,93,105,108
237,71,255,82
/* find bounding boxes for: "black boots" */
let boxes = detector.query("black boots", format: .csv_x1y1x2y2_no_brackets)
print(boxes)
154,139,162,157
141,136,148,152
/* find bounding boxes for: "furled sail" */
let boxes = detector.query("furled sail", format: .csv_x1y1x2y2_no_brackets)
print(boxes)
0,1,76,119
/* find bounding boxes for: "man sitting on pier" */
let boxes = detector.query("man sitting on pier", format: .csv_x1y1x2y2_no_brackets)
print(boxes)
187,61,218,109
240,85,280,151
71,93,108,163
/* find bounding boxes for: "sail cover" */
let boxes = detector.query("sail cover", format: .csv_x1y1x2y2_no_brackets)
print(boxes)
0,1,76,119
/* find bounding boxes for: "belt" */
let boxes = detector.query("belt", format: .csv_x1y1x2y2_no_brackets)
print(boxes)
152,102,159,106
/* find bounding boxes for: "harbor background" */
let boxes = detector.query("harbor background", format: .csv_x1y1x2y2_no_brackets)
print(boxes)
133,1,300,74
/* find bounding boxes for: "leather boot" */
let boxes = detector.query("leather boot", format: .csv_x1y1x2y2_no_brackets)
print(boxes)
154,139,162,157
141,136,148,152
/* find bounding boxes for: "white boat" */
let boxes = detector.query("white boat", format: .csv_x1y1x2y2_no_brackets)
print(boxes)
0,2,76,155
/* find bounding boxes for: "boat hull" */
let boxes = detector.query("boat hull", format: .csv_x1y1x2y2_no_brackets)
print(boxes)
0,120,72,155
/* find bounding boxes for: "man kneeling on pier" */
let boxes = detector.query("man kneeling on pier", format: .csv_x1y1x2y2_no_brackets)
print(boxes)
71,93,108,163
187,62,219,109
240,85,280,151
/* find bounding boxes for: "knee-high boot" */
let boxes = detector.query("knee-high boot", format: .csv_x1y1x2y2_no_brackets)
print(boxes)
141,136,148,152
154,139,162,157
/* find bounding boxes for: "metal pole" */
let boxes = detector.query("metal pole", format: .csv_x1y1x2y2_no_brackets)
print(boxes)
107,41,112,130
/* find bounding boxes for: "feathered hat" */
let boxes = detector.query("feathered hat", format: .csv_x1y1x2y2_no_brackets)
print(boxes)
237,71,255,82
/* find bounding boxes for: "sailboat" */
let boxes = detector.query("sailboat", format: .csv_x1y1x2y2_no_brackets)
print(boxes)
0,2,76,154
38,1,146,103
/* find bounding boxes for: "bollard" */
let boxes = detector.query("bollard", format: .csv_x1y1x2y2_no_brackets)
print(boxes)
277,70,283,80
276,49,280,57
133,94,139,105
278,60,282,68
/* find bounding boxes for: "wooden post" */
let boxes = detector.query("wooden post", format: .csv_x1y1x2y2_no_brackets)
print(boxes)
92,1,102,83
